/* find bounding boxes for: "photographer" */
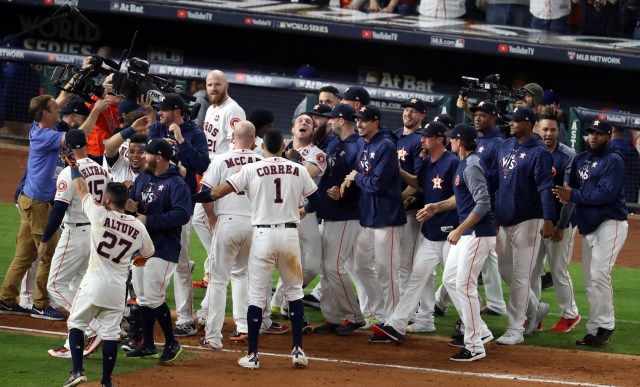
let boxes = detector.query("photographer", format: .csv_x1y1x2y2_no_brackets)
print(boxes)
148,93,209,337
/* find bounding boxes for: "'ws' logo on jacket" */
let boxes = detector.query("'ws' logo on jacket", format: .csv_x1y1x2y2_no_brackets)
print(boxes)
500,148,518,177
577,161,592,184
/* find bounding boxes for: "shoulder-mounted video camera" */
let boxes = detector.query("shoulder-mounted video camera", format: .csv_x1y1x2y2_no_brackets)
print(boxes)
460,74,527,117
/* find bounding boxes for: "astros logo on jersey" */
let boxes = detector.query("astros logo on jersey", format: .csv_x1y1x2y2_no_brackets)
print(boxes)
397,147,408,161
230,117,241,128
455,174,460,186
432,175,444,189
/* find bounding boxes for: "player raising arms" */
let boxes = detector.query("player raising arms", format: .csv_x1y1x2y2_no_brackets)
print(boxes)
206,129,321,369
62,155,154,387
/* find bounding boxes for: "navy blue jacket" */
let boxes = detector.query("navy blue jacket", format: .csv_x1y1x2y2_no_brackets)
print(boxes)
611,138,640,205
317,133,361,221
149,120,210,196
476,127,504,206
317,130,340,156
394,128,424,184
495,135,557,226
569,143,628,235
418,150,459,241
130,165,191,263
454,153,495,237
354,129,406,227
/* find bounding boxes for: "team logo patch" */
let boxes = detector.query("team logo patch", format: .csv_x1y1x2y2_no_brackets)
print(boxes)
230,118,241,129
432,175,443,190
397,147,408,161
57,181,67,192
552,166,557,177
214,114,220,122
455,174,460,186
316,154,325,166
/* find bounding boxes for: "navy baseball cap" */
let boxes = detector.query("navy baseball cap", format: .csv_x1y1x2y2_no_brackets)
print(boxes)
65,129,87,149
433,113,456,129
153,93,186,112
445,123,478,144
62,98,90,116
324,103,356,121
143,138,174,160
248,108,274,128
401,98,427,113
420,121,447,137
308,104,332,117
340,86,370,105
355,105,381,121
470,101,497,116
505,106,536,123
586,119,613,135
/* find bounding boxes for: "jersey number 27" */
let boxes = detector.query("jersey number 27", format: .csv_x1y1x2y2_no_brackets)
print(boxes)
97,231,133,264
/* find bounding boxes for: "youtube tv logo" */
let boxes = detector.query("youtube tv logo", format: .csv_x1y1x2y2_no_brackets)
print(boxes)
498,44,509,53
176,9,187,18
44,0,54,4
245,18,253,25
361,30,372,39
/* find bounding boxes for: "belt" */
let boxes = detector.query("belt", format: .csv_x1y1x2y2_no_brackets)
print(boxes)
256,223,297,229
66,222,91,227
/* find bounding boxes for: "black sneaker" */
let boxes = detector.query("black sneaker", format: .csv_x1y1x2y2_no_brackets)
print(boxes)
369,335,392,343
434,305,446,316
302,316,313,335
452,319,463,338
371,324,405,344
121,336,142,353
448,336,464,348
335,320,366,336
159,342,183,364
302,294,321,309
0,301,32,315
541,272,554,290
594,327,614,346
124,346,158,358
314,321,340,334
173,323,196,337
63,370,87,386
450,348,486,362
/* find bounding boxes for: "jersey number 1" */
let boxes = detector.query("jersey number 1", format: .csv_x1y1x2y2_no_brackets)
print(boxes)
274,178,283,203
97,231,133,264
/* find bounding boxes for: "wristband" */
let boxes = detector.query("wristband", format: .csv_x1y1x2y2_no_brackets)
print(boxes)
119,126,135,140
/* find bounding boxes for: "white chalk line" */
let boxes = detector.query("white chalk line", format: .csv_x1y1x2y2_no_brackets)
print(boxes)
0,325,616,387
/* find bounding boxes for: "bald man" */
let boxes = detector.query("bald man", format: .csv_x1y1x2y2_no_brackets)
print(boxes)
193,69,247,328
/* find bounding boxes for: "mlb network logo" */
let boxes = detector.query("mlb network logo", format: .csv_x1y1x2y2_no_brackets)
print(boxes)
176,9,187,18
361,30,372,39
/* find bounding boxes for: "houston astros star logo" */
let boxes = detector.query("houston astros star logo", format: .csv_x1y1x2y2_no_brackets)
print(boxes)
370,152,376,159
158,184,164,191
432,175,443,189
519,152,527,159
592,162,598,168
478,146,485,153
397,147,408,161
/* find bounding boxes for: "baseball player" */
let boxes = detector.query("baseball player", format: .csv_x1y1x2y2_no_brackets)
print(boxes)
124,138,191,363
553,119,628,346
62,166,154,387
38,129,111,359
193,121,265,350
494,107,556,345
470,101,507,317
207,129,320,369
371,121,458,343
271,113,326,318
343,105,406,327
193,70,246,326
312,104,370,334
533,107,581,333
394,98,426,297
149,93,210,337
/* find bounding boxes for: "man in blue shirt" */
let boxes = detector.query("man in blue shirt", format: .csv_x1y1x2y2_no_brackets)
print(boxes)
0,95,70,320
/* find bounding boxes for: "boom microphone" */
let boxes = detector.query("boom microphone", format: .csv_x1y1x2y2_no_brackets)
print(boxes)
70,7,97,31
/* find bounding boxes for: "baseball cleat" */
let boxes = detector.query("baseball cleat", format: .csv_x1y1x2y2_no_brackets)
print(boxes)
198,338,221,350
335,320,366,336
448,336,464,348
524,302,549,336
550,315,581,333
302,317,313,335
450,348,486,362
496,330,524,345
291,346,308,368
238,352,260,369
434,305,447,316
302,294,321,309
173,323,197,337
406,321,436,333
230,331,249,342
480,306,504,316
371,324,405,344
264,322,289,335
83,335,103,357
48,345,71,359
313,322,340,334
159,342,183,364
0,301,33,315
192,280,208,288
124,346,159,359
368,334,392,343
63,371,87,386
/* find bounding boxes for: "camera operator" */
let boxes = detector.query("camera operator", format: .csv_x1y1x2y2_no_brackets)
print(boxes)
149,93,210,337
517,83,544,114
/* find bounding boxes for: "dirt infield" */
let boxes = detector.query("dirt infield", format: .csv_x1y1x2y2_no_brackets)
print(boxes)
2,143,640,386
1,315,640,386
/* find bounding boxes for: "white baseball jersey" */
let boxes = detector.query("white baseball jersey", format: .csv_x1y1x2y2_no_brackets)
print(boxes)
202,97,245,157
226,157,317,225
296,144,326,183
79,193,154,309
55,158,110,224
201,149,262,216
103,144,140,184
253,136,264,157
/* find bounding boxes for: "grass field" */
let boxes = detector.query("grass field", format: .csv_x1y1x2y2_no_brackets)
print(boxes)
0,201,638,386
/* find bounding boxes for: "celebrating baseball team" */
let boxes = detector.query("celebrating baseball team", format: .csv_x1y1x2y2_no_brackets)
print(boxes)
0,66,630,386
